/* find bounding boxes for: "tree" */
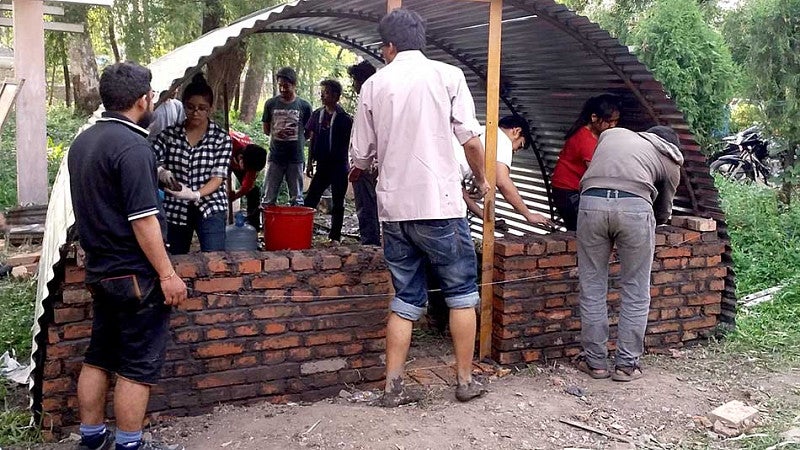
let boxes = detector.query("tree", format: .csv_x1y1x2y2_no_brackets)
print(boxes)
628,0,737,147
65,5,101,116
731,0,800,203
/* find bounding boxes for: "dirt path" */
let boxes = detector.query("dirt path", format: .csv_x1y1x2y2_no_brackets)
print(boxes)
26,343,799,450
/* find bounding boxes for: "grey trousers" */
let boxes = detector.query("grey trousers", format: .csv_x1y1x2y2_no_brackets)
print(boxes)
576,194,655,369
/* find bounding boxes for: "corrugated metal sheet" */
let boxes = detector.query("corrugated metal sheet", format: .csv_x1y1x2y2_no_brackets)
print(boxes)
32,0,736,416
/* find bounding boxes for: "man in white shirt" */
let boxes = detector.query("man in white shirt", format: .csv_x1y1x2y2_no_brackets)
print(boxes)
350,8,490,406
455,115,553,227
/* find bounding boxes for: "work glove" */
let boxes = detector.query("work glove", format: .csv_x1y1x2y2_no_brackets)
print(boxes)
165,185,201,202
157,167,181,191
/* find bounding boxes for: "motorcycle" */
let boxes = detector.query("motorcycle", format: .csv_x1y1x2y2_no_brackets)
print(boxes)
709,126,774,184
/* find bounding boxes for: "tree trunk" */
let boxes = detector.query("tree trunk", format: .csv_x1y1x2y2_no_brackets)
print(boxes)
67,30,101,116
202,0,245,114
108,10,121,63
60,35,72,108
239,51,266,123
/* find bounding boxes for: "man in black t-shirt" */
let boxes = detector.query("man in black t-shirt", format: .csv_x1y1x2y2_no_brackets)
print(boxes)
68,62,187,450
261,66,312,206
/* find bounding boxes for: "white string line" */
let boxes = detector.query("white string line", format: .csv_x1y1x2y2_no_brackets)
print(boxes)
201,233,707,301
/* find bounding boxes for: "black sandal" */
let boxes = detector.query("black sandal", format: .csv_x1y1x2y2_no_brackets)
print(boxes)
573,354,610,379
611,364,643,382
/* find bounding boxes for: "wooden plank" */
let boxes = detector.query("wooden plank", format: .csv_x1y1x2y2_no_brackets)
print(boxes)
0,17,84,33
0,4,65,15
386,0,401,13
0,79,22,131
479,0,502,359
51,0,113,6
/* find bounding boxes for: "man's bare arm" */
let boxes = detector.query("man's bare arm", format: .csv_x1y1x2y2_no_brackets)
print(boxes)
131,215,187,306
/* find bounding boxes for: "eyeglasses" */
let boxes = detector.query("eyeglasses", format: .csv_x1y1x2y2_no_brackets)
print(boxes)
185,104,210,113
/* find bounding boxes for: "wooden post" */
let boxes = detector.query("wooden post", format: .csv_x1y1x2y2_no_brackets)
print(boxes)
479,0,503,359
387,0,402,12
13,0,48,206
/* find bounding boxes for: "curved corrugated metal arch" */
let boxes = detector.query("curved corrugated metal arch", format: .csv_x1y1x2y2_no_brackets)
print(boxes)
31,0,736,416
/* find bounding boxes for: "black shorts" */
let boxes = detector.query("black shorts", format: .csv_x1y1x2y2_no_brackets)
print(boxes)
84,273,171,385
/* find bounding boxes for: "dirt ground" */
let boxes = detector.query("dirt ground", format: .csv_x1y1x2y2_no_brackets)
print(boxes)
21,337,800,450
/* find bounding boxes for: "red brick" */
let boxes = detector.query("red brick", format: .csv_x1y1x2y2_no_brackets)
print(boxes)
545,239,567,253
253,335,301,350
263,323,287,335
235,355,258,367
287,347,313,361
234,324,259,336
290,253,314,271
194,277,243,293
652,272,676,285
683,316,717,330
54,307,85,324
305,331,353,346
538,254,576,268
251,274,298,289
535,309,571,321
62,289,92,304
708,279,724,291
193,311,247,325
678,307,700,318
545,297,565,308
238,259,262,274
321,255,342,270
495,241,525,257
174,260,198,278
657,247,691,258
64,265,85,284
48,329,59,345
361,271,390,284
180,297,204,311
651,297,684,308
662,286,679,296
495,351,522,365
63,323,92,340
687,293,721,306
205,328,229,340
707,255,722,266
660,308,678,320
686,217,716,232
175,329,202,344
251,305,298,319
206,256,229,274
263,255,290,271
661,258,685,269
703,304,721,315
170,315,188,327
289,289,316,303
195,342,244,358
567,239,577,252
679,282,699,294
206,295,234,308
43,377,72,394
655,233,667,246
308,273,351,288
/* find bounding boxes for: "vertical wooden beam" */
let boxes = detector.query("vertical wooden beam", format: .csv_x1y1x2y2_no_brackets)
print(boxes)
387,0,402,13
13,0,48,206
479,0,503,359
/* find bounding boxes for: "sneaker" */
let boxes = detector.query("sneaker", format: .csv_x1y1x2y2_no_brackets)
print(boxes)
455,380,488,402
77,430,114,450
116,441,184,450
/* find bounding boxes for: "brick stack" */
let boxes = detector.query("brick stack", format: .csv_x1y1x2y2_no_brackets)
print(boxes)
43,246,392,435
492,223,726,365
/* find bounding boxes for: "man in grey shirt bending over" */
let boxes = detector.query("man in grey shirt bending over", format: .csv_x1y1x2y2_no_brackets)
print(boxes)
574,125,683,382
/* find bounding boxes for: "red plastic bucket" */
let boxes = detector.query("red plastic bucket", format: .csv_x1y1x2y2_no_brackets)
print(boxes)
262,206,316,251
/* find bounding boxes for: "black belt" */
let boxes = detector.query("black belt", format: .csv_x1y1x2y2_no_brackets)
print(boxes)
582,188,640,199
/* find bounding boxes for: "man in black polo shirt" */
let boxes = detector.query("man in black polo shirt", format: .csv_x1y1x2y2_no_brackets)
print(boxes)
68,62,187,450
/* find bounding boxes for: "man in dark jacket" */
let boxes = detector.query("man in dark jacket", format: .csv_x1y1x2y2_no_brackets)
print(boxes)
575,125,683,382
304,79,353,242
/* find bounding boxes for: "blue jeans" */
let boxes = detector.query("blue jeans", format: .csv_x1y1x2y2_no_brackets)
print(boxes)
577,194,655,368
382,218,479,321
263,161,304,206
352,170,381,245
167,208,226,254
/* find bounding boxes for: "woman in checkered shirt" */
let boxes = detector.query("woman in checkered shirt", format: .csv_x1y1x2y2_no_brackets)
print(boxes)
153,74,232,254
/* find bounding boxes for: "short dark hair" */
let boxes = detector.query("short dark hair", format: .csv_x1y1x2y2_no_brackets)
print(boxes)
182,73,214,106
378,8,426,52
499,115,533,149
242,144,267,172
647,125,681,149
320,79,343,100
276,67,298,85
99,62,152,112
347,61,377,85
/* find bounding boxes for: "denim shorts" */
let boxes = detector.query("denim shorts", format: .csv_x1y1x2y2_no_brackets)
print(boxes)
84,273,171,385
382,218,479,321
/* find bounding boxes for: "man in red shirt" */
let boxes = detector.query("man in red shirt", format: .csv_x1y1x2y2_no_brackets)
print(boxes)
228,130,267,229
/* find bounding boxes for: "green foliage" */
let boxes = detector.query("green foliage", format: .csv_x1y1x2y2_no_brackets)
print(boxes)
728,0,800,190
0,383,42,448
716,176,800,295
729,100,761,132
0,278,37,358
628,0,737,147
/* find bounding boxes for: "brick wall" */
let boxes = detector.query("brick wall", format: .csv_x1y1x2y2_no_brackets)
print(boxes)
42,246,391,435
492,225,726,365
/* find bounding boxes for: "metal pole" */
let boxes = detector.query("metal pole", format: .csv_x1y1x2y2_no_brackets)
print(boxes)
479,0,503,359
